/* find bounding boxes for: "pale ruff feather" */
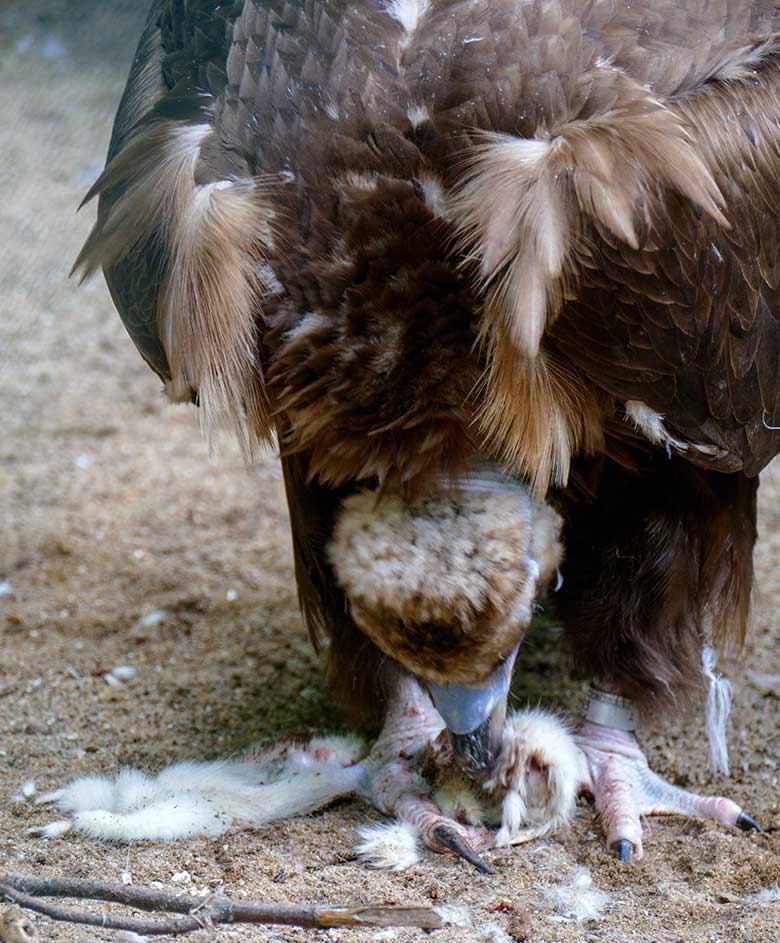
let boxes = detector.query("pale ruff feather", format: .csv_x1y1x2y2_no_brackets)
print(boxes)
386,0,429,35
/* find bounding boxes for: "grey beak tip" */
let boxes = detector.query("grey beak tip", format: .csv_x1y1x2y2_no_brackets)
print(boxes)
448,720,497,780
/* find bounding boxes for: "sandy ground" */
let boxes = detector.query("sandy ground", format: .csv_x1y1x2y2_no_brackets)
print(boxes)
1,3,779,941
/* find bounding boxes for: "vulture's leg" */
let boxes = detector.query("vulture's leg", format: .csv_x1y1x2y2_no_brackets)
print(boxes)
574,715,758,862
559,455,760,861
356,673,493,871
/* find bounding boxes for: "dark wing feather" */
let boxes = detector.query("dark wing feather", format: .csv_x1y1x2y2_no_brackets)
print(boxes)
75,0,245,381
551,46,780,476
96,0,169,378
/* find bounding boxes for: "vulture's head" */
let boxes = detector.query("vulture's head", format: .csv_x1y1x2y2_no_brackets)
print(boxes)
328,473,563,778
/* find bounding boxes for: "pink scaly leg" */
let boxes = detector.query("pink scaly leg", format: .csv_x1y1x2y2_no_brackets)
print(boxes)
575,719,760,861
358,674,493,871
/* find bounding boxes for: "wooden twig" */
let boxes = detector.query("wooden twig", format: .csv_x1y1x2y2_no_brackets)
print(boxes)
0,874,457,937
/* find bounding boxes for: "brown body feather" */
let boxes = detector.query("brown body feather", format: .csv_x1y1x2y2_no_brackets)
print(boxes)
77,0,780,718
555,451,758,717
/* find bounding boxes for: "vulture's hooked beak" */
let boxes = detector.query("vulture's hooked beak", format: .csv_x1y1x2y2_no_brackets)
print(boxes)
427,644,519,780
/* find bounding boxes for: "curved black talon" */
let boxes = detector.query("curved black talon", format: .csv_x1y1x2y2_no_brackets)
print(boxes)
611,839,633,862
433,825,493,874
736,812,763,833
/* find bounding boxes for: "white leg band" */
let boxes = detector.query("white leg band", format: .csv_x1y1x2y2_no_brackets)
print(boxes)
585,687,638,732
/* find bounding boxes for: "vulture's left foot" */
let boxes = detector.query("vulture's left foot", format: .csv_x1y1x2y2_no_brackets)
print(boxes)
575,719,760,862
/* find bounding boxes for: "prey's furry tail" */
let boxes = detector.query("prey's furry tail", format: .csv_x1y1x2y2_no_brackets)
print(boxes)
28,736,368,841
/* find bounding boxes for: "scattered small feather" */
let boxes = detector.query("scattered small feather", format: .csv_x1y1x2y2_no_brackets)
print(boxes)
752,886,780,904
433,906,472,929
134,610,169,629
478,921,514,943
12,780,36,802
544,867,609,922
748,673,780,695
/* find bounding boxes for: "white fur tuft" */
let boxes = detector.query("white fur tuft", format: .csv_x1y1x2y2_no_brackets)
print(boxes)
11,780,36,803
71,799,231,841
354,821,420,871
27,819,73,839
37,774,117,812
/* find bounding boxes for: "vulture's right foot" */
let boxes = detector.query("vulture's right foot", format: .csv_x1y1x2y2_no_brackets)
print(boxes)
355,675,493,872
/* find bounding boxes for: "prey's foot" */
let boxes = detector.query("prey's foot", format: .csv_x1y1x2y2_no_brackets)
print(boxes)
575,720,761,862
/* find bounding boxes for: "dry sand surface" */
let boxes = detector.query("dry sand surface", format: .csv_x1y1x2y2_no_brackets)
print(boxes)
1,3,779,941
